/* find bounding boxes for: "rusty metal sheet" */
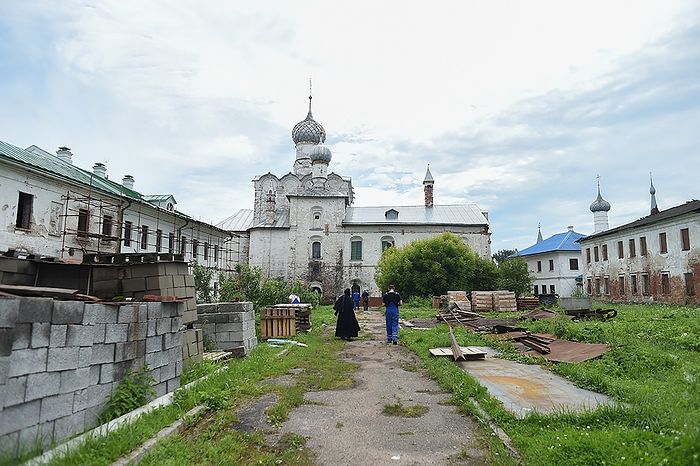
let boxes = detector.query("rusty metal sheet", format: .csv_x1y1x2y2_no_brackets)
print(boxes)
538,340,609,363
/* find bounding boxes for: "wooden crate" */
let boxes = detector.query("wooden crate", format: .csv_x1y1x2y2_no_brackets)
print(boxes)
261,306,296,318
260,316,296,339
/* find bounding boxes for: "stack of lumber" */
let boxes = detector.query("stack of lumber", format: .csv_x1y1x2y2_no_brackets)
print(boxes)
447,290,468,302
470,291,494,311
493,290,517,312
516,296,541,310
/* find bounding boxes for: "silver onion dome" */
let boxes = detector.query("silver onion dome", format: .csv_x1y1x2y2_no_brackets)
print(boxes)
309,145,332,163
292,96,326,145
590,190,611,212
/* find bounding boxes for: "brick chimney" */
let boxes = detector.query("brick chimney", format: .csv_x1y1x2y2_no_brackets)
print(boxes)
56,147,73,164
423,165,434,207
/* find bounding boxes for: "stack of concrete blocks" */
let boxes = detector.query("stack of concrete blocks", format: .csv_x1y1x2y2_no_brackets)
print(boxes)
89,261,200,366
182,328,203,367
0,297,183,458
195,302,257,355
0,256,37,286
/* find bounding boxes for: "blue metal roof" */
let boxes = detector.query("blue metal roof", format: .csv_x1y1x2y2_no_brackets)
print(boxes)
513,230,586,257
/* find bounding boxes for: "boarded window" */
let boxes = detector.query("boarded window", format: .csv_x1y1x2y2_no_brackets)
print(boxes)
124,221,132,246
681,228,690,251
618,276,625,295
550,285,555,294
640,237,648,256
77,209,89,235
569,258,579,270
642,274,650,296
586,249,591,264
685,273,694,296
350,239,363,261
631,275,638,294
192,239,199,258
537,260,542,272
102,215,113,237
204,242,209,260
140,225,148,250
617,241,624,259
594,246,599,262
659,232,668,253
533,285,539,295
661,273,670,294
311,241,321,259
180,236,187,255
604,277,610,295
595,278,601,295
168,233,175,253
16,192,33,229
549,259,554,271
629,239,636,258
602,244,608,261
156,230,162,252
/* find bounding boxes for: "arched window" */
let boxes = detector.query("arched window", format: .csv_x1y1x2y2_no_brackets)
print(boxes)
350,236,363,261
381,236,395,252
310,235,323,260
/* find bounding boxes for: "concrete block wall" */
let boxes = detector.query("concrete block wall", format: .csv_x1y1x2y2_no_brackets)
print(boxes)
181,328,204,367
195,302,257,354
0,297,183,458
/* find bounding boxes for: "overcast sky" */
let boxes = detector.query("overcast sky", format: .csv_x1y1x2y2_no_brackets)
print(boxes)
1,1,698,253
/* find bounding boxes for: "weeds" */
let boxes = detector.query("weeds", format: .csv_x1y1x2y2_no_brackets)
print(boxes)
382,400,429,418
100,366,156,423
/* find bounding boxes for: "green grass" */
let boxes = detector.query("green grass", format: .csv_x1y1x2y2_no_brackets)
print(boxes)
401,303,700,466
382,400,429,418
42,305,356,466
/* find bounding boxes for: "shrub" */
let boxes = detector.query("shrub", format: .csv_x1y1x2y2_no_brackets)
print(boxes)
100,366,156,423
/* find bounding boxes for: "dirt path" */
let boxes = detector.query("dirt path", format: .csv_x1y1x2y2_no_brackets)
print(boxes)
274,309,490,465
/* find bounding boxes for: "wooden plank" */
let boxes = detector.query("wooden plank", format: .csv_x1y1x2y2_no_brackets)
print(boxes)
0,284,79,298
448,326,466,361
429,347,486,359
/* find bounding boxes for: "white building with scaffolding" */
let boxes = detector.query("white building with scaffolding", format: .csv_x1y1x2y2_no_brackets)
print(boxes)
0,141,241,273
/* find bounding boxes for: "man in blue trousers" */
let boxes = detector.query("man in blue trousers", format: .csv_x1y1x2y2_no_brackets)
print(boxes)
382,285,402,345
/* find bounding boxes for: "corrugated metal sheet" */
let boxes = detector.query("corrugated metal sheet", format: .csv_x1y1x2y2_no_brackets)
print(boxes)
217,209,254,231
0,140,142,200
513,230,586,257
142,194,176,203
250,210,290,229
344,204,488,225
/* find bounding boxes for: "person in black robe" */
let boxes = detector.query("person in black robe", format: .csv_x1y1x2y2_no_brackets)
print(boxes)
334,288,360,341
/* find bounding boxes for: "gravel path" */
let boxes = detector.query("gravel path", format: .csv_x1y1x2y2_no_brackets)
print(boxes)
275,309,490,465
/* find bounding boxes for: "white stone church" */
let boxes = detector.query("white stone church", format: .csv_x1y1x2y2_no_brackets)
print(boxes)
219,95,492,300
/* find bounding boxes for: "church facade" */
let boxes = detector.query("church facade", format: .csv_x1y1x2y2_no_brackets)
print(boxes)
219,95,492,300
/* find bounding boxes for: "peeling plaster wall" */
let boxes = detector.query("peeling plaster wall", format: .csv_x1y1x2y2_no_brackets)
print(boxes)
581,212,700,304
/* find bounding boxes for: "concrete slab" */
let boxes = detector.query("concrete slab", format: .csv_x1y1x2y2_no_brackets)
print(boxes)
458,348,615,419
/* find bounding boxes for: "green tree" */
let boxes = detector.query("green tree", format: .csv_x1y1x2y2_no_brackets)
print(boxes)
192,261,215,303
497,256,532,297
375,232,498,298
492,249,517,265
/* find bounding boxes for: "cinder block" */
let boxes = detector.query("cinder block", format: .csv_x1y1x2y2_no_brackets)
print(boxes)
31,322,51,348
8,347,47,377
0,356,8,385
162,332,172,350
184,275,195,287
145,335,163,353
128,322,148,340
117,305,139,324
171,330,182,348
146,275,173,291
25,372,61,404
17,297,53,323
105,323,129,343
115,340,144,362
52,301,85,325
59,367,90,394
122,277,146,292
130,263,162,278
49,325,67,347
172,275,185,288
83,382,113,410
153,381,167,397
99,363,114,384
0,399,40,436
83,407,101,431
4,375,27,407
82,305,96,325
88,365,100,385
146,302,162,320
11,324,31,350
40,393,74,422
166,377,179,394
92,304,118,324
156,318,171,335
0,329,12,357
91,265,121,281
90,344,115,365
0,430,19,457
145,351,165,369
53,411,85,441
0,298,20,328
185,298,197,311
92,323,106,343
138,304,147,322
47,347,80,372
66,325,94,347
78,346,92,367
147,320,156,337
175,359,183,377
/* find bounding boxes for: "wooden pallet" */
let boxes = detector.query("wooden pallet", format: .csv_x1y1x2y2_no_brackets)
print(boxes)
429,347,487,360
260,316,296,339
